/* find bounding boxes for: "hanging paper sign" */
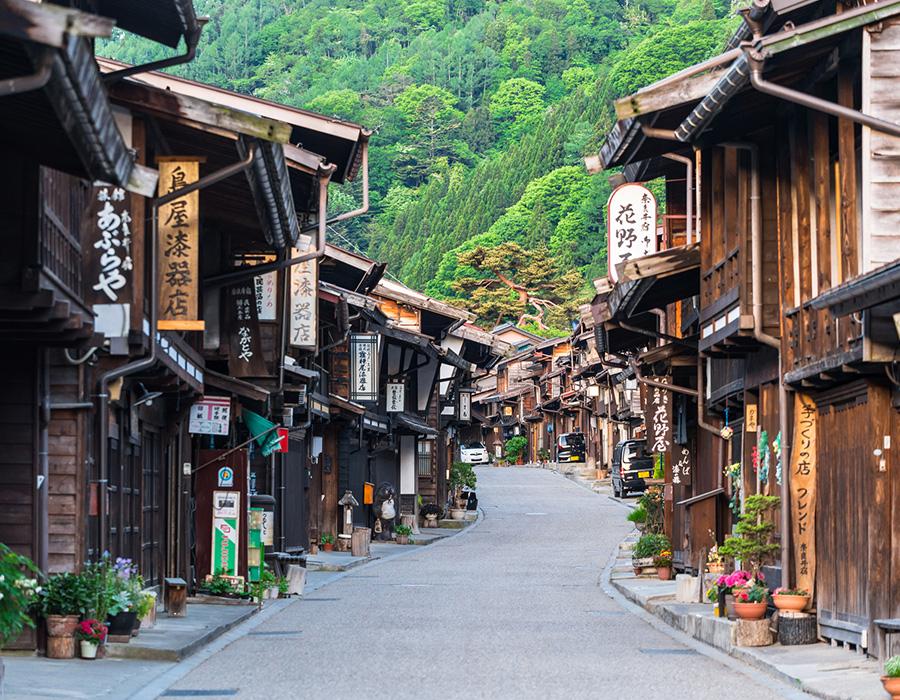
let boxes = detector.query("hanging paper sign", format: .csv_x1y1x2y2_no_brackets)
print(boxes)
158,157,204,330
225,283,267,377
386,382,405,412
211,491,240,577
189,396,231,435
790,393,817,603
350,333,379,402
607,183,657,282
746,403,758,433
255,271,277,321
289,241,317,350
646,377,672,454
459,392,472,421
671,445,692,486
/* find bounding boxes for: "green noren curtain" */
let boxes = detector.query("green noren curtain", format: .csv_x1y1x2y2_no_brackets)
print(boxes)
242,409,282,456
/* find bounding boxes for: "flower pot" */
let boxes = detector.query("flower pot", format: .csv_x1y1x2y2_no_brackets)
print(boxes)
46,635,76,659
449,508,465,521
46,614,80,638
734,601,768,620
881,676,900,700
633,566,642,576
424,515,438,527
396,535,409,545
773,594,809,612
323,542,334,552
108,611,137,640
80,641,99,660
657,566,672,581
707,563,724,575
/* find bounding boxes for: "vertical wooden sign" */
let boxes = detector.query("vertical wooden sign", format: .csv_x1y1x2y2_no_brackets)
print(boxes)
289,241,317,350
158,157,204,331
647,377,672,455
671,445,692,486
225,284,267,377
790,393,817,601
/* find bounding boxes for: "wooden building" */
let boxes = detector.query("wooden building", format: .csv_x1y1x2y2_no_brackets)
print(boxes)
595,0,900,658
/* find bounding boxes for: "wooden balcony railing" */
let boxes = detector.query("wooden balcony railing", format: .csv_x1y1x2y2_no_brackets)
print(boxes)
701,245,742,311
783,304,863,376
38,168,89,299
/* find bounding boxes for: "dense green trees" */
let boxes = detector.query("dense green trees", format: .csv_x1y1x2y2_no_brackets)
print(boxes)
101,0,737,331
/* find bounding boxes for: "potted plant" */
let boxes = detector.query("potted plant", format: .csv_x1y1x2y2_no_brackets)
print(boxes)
882,656,900,699
718,494,780,580
0,543,40,672
103,557,142,640
636,487,664,534
504,436,528,465
249,566,279,607
420,503,442,527
734,582,769,620
772,587,810,612
537,447,551,465
320,533,335,552
38,572,89,658
394,524,413,545
449,461,476,519
655,550,673,580
632,533,670,575
76,619,107,660
200,572,249,599
626,505,648,533
133,591,156,635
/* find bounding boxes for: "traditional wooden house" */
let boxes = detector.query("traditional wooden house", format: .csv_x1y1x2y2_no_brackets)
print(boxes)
596,0,900,656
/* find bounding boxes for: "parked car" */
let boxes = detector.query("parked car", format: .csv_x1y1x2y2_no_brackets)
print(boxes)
555,432,586,463
460,441,490,464
611,439,653,498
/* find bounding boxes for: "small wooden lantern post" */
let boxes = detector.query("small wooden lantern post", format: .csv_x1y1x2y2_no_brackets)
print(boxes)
164,577,188,617
338,490,359,537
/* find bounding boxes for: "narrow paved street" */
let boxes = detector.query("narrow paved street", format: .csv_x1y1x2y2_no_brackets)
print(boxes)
161,468,793,699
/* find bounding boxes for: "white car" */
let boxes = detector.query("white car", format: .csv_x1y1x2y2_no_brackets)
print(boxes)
460,441,490,464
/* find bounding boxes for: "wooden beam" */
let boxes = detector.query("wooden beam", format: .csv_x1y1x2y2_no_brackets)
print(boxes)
836,57,859,283
615,69,726,120
109,81,293,144
0,0,114,49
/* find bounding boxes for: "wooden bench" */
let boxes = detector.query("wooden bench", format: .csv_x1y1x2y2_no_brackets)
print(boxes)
874,619,900,658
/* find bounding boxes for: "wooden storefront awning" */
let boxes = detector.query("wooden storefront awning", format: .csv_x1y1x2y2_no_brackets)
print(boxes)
329,393,366,416
205,369,269,404
392,412,439,436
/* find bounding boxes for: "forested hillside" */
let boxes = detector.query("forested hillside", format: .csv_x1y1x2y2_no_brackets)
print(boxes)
101,0,737,334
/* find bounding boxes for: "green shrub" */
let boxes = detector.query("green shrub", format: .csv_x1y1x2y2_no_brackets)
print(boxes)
626,506,647,524
504,436,528,462
885,656,900,678
394,524,413,536
633,533,671,559
38,572,91,617
450,461,477,491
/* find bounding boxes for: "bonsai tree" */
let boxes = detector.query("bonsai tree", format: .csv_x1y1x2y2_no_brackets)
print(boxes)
504,436,528,464
449,461,477,507
719,494,781,578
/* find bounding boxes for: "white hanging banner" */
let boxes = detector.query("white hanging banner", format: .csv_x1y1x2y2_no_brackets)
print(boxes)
386,383,405,412
289,240,317,350
607,183,657,282
459,392,472,421
350,333,379,402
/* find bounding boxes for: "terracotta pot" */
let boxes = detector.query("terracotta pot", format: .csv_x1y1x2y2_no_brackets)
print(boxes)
633,567,642,576
450,508,465,521
396,535,409,545
707,563,724,574
46,614,80,638
657,566,672,581
773,594,810,612
323,542,334,552
734,601,768,620
80,641,99,660
881,676,900,700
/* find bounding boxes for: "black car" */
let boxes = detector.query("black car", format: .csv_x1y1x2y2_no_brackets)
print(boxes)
556,432,586,463
611,439,653,497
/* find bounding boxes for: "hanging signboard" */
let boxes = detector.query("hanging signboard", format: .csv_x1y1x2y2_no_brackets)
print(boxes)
189,396,231,435
746,403,759,433
646,377,672,455
289,240,317,350
234,255,277,321
158,157,203,330
211,490,240,578
386,383,405,412
86,185,135,337
225,283,267,377
790,393,817,604
671,445,692,486
459,391,472,421
607,183,657,282
350,333,379,402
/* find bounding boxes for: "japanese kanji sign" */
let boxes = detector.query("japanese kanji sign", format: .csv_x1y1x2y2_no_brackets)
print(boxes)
459,391,472,421
289,241,317,350
790,392,817,604
607,183,657,282
645,377,672,455
189,396,231,435
225,284,267,377
86,185,134,306
158,158,203,330
671,445,692,486
386,383,405,412
350,333,379,402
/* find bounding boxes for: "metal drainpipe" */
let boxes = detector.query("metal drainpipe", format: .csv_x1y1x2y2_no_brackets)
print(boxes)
0,51,53,97
38,350,50,574
96,146,258,555
662,153,693,244
103,24,205,85
631,360,699,397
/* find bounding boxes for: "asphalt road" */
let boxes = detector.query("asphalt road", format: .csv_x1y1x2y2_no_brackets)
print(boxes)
161,467,794,700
